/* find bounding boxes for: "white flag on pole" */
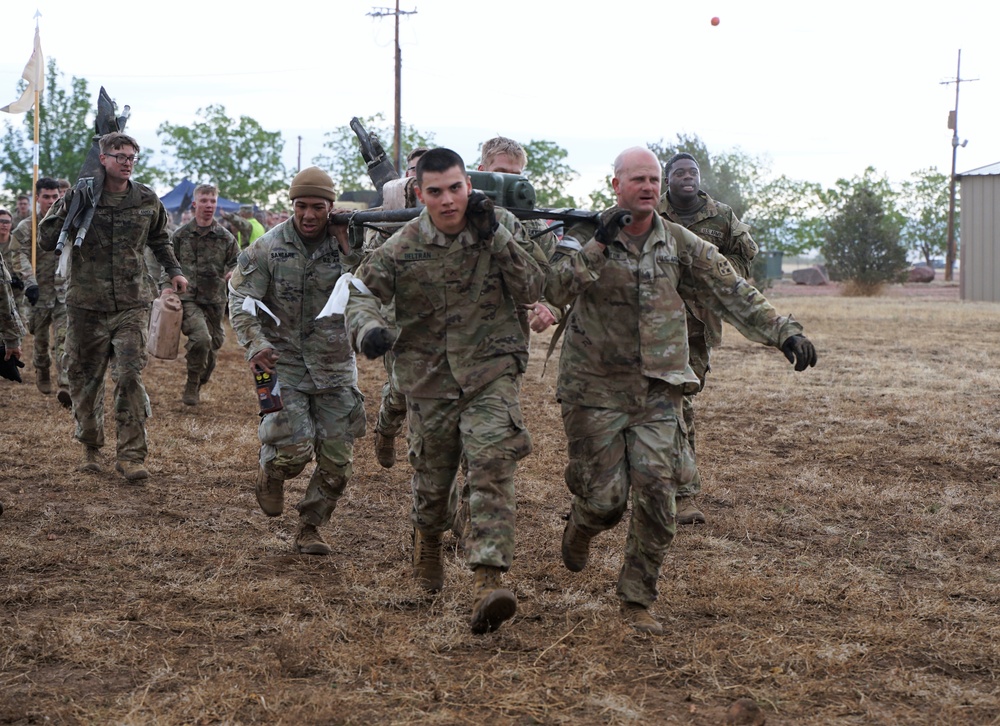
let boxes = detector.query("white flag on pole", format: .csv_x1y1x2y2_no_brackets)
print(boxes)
1,26,44,115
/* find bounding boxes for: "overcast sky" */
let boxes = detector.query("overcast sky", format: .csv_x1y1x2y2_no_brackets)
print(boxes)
2,0,997,203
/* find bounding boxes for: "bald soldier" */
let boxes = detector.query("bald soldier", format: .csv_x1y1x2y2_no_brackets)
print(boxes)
548,147,816,633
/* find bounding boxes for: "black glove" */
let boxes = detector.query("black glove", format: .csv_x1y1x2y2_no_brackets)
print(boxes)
360,327,394,359
9,274,23,291
25,284,39,306
0,345,25,383
781,334,817,372
466,191,498,241
595,208,632,246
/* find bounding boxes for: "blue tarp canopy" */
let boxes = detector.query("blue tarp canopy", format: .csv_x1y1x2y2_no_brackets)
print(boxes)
160,178,241,213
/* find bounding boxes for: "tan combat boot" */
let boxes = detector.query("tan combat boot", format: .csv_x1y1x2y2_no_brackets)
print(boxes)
115,460,149,482
35,367,53,395
254,466,284,517
621,601,663,635
373,431,396,469
561,515,593,572
470,565,516,634
676,496,706,525
78,446,102,473
182,374,200,406
295,522,332,556
413,528,444,592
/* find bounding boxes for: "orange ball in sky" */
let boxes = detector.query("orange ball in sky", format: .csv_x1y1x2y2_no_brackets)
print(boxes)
711,16,720,26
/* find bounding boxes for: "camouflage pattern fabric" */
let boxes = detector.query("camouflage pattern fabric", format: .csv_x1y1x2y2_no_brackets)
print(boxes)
13,218,69,386
345,207,543,571
546,213,801,412
64,306,151,462
228,219,358,391
658,190,758,499
259,383,366,526
180,302,226,381
28,305,68,387
407,373,530,570
0,236,25,311
229,218,363,522
150,219,239,382
158,219,239,305
345,207,544,399
548,213,804,604
561,381,695,606
38,183,182,312
0,254,25,347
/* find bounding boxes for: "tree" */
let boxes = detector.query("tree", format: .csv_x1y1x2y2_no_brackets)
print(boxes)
900,167,949,267
820,169,908,292
744,175,825,256
520,140,578,208
157,105,287,206
648,133,766,219
0,57,94,199
587,174,615,211
313,113,434,193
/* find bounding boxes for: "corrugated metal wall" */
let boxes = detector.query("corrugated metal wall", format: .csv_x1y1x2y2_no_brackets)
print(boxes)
960,174,1000,302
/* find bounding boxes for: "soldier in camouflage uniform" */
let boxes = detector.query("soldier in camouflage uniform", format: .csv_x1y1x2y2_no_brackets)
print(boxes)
549,147,816,634
13,178,67,400
10,195,30,232
228,167,366,556
39,132,188,482
657,152,760,526
344,148,545,634
151,184,239,406
0,208,27,315
0,247,26,364
367,146,428,469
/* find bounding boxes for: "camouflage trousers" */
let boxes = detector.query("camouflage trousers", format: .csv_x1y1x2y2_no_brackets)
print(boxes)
65,305,151,462
562,381,696,607
376,349,407,438
181,302,225,382
678,334,711,499
407,372,531,571
259,383,366,527
29,301,68,388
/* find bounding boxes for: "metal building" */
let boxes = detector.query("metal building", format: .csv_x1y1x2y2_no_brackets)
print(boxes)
959,162,1000,302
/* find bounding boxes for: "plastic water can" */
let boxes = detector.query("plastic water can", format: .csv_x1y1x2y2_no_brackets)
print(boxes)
148,293,183,360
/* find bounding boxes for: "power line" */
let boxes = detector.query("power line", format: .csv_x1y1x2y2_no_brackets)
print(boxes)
368,2,416,172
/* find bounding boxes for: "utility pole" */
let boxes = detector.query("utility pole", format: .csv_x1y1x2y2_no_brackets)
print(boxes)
940,50,977,282
368,2,417,173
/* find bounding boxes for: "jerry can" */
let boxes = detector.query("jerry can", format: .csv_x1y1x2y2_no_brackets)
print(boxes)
148,292,183,360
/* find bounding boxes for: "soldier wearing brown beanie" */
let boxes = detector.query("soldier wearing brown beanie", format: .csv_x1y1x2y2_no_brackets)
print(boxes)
228,167,366,555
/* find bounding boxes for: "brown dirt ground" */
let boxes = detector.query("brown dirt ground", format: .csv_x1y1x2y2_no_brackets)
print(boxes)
2,280,999,725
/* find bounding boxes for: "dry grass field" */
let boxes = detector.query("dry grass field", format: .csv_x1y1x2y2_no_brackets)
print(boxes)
2,281,999,725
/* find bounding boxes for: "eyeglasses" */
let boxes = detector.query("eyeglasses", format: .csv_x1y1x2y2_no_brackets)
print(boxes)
105,153,139,165
0,219,11,224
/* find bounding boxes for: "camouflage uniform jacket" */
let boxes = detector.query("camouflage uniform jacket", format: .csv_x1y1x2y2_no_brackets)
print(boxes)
0,236,23,289
657,190,758,347
38,182,182,312
159,219,239,305
13,217,67,309
0,254,25,347
345,207,545,400
547,213,802,412
228,220,357,390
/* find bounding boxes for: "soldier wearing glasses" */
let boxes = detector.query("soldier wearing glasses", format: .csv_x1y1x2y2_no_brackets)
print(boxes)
40,132,188,482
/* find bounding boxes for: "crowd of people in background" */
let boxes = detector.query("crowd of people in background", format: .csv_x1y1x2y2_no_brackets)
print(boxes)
0,131,817,637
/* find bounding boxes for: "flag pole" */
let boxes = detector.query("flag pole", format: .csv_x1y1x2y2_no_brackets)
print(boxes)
30,12,41,270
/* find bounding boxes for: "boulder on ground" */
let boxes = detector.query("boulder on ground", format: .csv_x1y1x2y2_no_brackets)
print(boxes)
908,265,935,283
792,266,829,286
